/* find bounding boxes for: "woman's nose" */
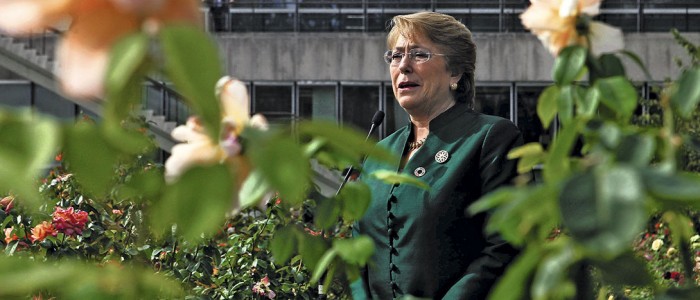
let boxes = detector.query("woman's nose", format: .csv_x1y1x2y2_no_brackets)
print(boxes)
398,56,412,73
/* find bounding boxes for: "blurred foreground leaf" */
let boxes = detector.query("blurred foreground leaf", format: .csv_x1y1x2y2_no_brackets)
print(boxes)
559,166,646,258
152,164,233,241
160,24,222,139
671,67,700,119
0,109,58,206
0,257,182,299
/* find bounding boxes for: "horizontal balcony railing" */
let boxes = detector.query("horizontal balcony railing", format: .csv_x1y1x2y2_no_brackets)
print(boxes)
203,0,700,33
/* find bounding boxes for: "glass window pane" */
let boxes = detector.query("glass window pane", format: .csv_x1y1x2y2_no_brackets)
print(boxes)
598,13,638,32
384,85,409,137
475,85,511,120
342,84,380,138
516,85,554,147
299,14,341,32
254,84,292,113
299,85,336,122
254,84,293,125
456,14,501,32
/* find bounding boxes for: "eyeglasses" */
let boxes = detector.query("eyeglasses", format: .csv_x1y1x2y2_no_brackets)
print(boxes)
383,49,446,65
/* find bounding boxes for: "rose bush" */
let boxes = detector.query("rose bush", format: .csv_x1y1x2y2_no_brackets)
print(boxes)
1,139,352,298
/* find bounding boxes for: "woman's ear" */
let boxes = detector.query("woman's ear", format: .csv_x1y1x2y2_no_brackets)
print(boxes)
450,73,462,86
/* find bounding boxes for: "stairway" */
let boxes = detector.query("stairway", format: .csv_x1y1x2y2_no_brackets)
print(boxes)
0,31,342,194
0,33,177,152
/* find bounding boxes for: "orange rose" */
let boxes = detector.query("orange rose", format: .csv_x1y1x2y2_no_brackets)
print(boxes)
30,221,57,243
3,227,18,244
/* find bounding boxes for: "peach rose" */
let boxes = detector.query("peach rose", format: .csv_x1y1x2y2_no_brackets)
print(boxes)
0,0,200,99
520,0,623,56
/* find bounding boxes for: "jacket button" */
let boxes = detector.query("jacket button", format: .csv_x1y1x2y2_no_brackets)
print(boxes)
389,263,396,270
387,212,395,219
387,228,394,237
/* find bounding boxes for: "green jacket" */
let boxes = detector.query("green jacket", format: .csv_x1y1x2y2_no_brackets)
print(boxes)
351,102,523,300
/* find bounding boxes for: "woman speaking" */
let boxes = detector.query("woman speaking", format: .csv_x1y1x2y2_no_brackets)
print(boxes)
351,12,523,300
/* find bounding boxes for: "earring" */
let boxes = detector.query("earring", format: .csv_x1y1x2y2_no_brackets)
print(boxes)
450,83,458,90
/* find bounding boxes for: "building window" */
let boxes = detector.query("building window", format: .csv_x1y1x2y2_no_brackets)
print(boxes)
341,83,380,138
298,84,337,122
475,84,512,120
253,83,294,125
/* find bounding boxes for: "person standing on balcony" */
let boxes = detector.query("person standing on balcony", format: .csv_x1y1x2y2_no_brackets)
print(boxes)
351,12,523,300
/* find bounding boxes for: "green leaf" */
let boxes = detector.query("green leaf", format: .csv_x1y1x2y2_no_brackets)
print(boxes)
507,142,544,159
598,53,626,78
339,181,371,220
102,122,152,155
615,134,655,166
152,165,233,241
516,154,542,174
485,185,559,246
371,170,429,190
248,136,310,204
271,226,299,264
642,170,700,204
117,167,165,201
671,67,700,119
559,166,646,258
105,32,149,122
315,197,340,230
578,86,600,117
238,169,271,209
508,143,545,174
297,120,396,167
159,25,222,139
468,187,517,215
662,211,695,249
333,236,375,265
63,122,121,196
598,122,622,150
0,257,183,298
310,248,337,284
595,76,638,120
594,252,653,286
553,46,587,86
536,85,560,129
532,244,577,300
488,245,542,300
543,120,578,182
0,110,59,206
299,235,328,272
558,86,575,126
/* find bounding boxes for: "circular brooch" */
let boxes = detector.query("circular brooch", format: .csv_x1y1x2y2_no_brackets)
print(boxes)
435,150,449,164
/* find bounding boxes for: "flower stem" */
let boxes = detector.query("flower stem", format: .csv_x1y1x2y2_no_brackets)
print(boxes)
679,240,694,286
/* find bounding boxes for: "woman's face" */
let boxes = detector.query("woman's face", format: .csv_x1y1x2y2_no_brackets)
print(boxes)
390,34,458,115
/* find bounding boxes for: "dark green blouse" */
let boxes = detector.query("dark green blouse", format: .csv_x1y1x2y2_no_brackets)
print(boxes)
351,102,523,300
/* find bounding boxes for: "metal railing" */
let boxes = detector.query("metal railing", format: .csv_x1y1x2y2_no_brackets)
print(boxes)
204,0,700,33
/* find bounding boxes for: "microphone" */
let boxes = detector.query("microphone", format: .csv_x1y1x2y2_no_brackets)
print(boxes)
335,110,385,196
